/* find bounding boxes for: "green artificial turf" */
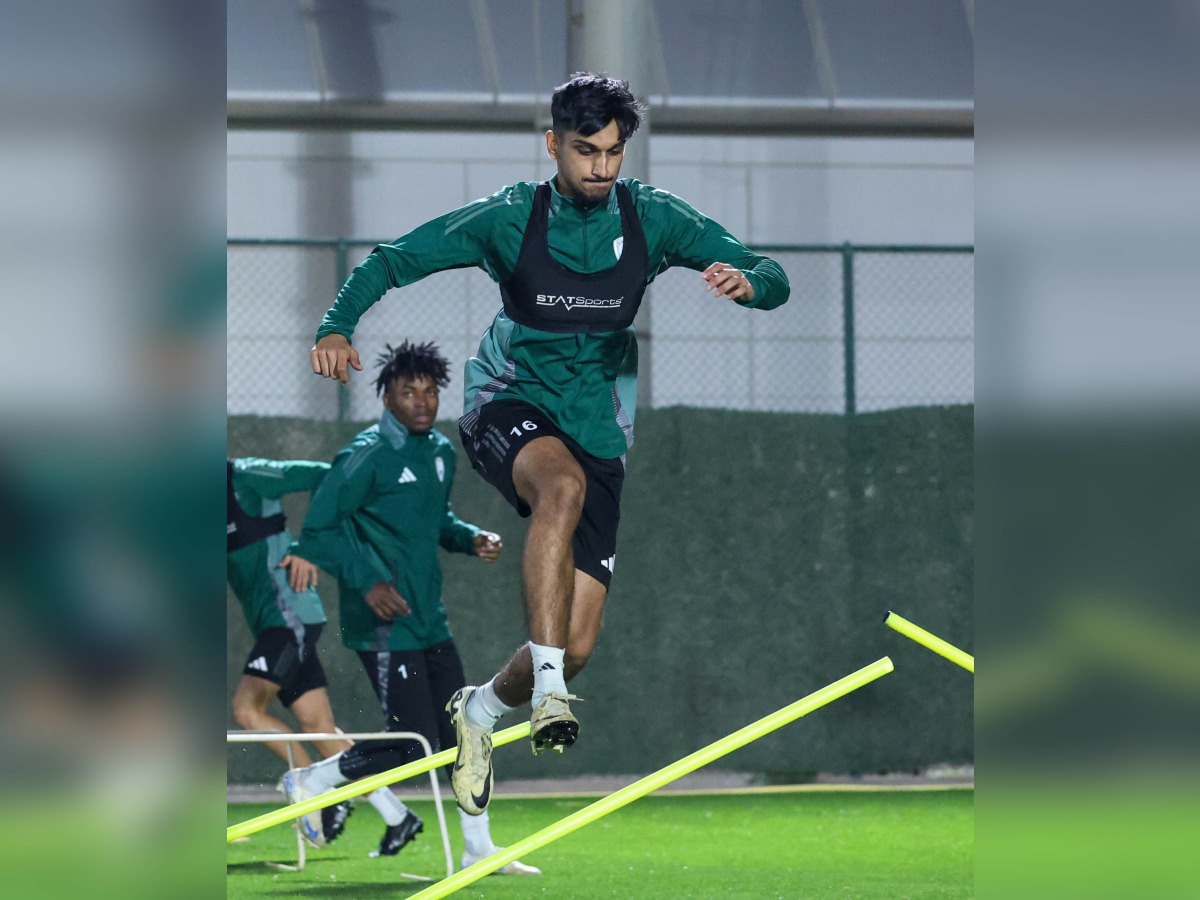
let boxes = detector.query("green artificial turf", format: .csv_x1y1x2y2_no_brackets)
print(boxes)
228,789,972,899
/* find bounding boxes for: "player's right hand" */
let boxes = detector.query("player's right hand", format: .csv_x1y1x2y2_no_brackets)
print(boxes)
365,582,411,620
311,333,363,385
279,554,319,592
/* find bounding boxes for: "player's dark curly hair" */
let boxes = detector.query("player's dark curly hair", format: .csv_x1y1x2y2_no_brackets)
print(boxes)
551,72,646,141
373,340,451,396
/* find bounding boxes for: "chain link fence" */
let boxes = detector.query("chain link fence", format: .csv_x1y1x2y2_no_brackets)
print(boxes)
852,249,975,413
228,241,973,420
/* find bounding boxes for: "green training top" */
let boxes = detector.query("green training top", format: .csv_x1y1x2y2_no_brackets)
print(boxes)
289,411,481,652
317,177,790,459
227,457,329,637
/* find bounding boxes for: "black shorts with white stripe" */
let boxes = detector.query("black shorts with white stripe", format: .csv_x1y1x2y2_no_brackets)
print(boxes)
459,400,624,589
241,624,327,706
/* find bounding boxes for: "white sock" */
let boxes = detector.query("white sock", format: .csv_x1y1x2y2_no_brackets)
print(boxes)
458,807,495,859
464,677,515,730
367,786,410,827
529,643,567,708
303,751,348,792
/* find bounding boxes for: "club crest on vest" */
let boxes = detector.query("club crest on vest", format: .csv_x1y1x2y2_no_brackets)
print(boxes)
499,181,648,334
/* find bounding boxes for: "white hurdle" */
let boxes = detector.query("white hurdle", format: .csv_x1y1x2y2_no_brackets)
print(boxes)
227,728,306,870
227,730,454,880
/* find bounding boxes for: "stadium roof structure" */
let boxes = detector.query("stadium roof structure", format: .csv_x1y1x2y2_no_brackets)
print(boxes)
228,0,973,136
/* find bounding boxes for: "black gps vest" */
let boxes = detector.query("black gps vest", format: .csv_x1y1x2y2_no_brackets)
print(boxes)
499,181,649,334
227,460,286,553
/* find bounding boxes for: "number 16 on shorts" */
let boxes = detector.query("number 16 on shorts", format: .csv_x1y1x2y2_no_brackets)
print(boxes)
510,420,539,438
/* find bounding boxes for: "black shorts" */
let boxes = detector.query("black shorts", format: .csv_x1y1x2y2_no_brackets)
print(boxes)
357,640,466,755
460,400,624,588
333,640,469,783
242,624,328,707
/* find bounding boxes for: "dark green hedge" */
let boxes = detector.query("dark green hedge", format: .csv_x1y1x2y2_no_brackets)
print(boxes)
228,405,972,783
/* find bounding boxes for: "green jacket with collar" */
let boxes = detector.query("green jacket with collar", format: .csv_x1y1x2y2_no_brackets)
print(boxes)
316,177,790,459
290,411,481,652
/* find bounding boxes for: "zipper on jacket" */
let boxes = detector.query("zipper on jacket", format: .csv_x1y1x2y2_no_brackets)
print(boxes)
581,205,590,269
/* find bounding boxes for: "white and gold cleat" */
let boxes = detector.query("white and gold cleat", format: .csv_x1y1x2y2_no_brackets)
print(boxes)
530,691,580,755
447,686,494,815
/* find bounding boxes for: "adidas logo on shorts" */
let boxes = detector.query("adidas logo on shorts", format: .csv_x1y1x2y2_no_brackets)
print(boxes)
247,656,269,673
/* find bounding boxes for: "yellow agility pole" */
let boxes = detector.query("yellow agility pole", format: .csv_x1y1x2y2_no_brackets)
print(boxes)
408,656,894,900
884,611,974,673
226,722,530,843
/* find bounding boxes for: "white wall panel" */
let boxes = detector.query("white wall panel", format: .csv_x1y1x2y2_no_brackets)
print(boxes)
230,130,973,245
350,159,469,238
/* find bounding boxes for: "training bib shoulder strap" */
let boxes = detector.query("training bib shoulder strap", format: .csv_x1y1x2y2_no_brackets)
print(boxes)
499,181,649,334
227,461,286,552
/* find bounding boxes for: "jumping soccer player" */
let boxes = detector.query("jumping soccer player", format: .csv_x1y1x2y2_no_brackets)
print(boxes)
307,73,790,816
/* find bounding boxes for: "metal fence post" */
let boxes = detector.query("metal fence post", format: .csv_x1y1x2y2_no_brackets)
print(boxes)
335,239,350,423
841,242,856,416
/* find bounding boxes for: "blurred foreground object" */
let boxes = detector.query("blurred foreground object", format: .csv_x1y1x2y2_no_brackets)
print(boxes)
0,1,224,898
977,1,1200,896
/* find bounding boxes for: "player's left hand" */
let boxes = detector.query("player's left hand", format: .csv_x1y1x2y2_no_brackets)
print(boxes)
279,554,319,592
473,531,503,562
702,262,755,303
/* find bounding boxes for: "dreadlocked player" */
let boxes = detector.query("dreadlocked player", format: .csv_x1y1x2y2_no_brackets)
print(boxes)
280,341,539,874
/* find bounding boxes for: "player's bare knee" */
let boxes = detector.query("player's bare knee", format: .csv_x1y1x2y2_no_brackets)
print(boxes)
564,651,590,680
296,712,334,734
534,471,585,520
232,697,263,729
565,615,603,672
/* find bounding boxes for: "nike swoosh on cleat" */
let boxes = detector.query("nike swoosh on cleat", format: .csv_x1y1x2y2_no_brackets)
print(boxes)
470,779,491,810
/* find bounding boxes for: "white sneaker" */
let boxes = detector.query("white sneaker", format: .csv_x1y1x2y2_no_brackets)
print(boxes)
278,768,326,848
462,847,542,876
446,687,494,816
